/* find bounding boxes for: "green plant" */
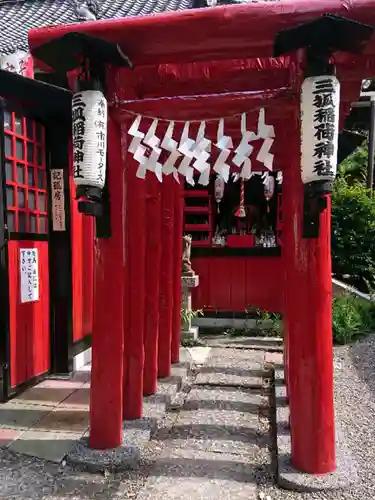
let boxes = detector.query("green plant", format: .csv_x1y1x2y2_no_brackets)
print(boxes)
332,293,375,344
255,308,283,337
338,140,368,185
331,179,375,285
181,308,203,325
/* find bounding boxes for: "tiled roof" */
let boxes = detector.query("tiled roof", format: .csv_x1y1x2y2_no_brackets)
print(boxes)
0,0,194,55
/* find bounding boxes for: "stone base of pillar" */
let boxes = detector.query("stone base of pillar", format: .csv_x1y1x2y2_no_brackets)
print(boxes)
181,275,200,340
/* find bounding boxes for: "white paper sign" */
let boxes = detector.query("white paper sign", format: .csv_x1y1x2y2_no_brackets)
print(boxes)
51,169,66,231
20,249,39,303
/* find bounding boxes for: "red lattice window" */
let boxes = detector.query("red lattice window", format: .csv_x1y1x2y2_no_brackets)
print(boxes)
4,110,48,234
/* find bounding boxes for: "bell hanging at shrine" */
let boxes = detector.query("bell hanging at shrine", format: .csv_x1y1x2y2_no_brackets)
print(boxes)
214,175,225,214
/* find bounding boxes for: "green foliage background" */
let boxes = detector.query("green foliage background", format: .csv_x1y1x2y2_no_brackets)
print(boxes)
332,141,375,285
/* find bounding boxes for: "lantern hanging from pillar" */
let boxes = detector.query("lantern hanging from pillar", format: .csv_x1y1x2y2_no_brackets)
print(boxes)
72,90,108,196
300,75,340,193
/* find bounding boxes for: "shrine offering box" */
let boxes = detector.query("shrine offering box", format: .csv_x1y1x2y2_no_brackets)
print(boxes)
226,234,255,248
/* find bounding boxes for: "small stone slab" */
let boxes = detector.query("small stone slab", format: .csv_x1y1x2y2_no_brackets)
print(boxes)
172,407,259,456
34,407,89,434
274,368,358,492
136,447,258,500
60,388,90,409
186,387,263,411
13,385,76,407
195,371,262,388
187,346,212,365
0,403,51,430
204,347,265,366
8,429,80,463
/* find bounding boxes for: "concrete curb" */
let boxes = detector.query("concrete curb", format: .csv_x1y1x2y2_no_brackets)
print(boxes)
274,368,358,492
202,336,283,352
66,351,193,473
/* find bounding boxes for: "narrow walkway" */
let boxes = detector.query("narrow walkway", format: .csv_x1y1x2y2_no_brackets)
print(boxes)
0,365,91,462
136,347,277,500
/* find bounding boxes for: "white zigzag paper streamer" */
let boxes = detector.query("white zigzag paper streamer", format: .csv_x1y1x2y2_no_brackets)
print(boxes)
178,122,195,183
128,115,145,154
161,121,181,182
127,109,275,184
212,118,232,182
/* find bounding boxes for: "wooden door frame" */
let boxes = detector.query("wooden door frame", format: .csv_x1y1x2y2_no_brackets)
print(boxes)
0,70,73,400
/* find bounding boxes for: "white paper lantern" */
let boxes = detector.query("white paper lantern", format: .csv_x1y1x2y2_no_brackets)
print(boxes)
72,90,108,190
300,75,340,187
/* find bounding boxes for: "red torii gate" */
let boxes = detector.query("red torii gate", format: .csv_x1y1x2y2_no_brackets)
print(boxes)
28,0,375,476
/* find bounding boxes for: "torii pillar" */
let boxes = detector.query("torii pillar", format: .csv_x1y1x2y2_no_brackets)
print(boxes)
283,117,335,474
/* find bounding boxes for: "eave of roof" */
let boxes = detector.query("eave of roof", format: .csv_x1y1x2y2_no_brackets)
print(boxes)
0,0,193,55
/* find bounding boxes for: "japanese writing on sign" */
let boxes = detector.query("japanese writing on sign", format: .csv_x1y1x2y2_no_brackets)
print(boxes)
95,98,106,185
311,77,339,178
20,248,39,303
72,93,86,180
0,51,32,77
51,169,65,231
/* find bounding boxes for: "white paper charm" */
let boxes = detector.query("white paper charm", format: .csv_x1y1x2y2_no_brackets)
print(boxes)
128,115,145,154
213,118,233,182
20,248,39,303
161,121,182,179
257,137,274,171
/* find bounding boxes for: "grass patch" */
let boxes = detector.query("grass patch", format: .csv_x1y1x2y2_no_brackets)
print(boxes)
332,293,375,344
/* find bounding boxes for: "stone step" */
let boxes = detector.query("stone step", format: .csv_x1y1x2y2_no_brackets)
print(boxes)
135,447,258,500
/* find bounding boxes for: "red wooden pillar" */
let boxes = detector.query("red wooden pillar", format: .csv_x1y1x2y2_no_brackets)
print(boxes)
171,179,184,364
158,175,175,378
143,176,162,395
89,118,124,449
283,117,335,474
123,158,146,419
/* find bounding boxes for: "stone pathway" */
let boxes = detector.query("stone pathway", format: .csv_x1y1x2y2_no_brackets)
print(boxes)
135,347,274,500
0,344,278,499
0,365,91,462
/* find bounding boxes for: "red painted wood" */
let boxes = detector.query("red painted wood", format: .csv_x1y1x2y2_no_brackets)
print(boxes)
283,127,335,474
29,1,375,67
158,175,175,378
123,161,146,420
171,180,183,364
143,176,162,396
89,119,124,449
69,176,84,343
191,256,284,313
70,170,94,342
82,216,94,336
8,240,50,387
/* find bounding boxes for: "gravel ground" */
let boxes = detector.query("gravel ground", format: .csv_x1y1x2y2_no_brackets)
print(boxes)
3,337,375,500
260,333,375,500
0,440,163,500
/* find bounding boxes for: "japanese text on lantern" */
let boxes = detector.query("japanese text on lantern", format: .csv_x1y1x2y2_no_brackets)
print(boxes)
72,93,86,180
96,99,106,185
51,169,66,231
312,78,338,177
20,248,39,303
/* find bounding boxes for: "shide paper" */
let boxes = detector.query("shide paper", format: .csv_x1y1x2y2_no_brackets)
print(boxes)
127,108,275,185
